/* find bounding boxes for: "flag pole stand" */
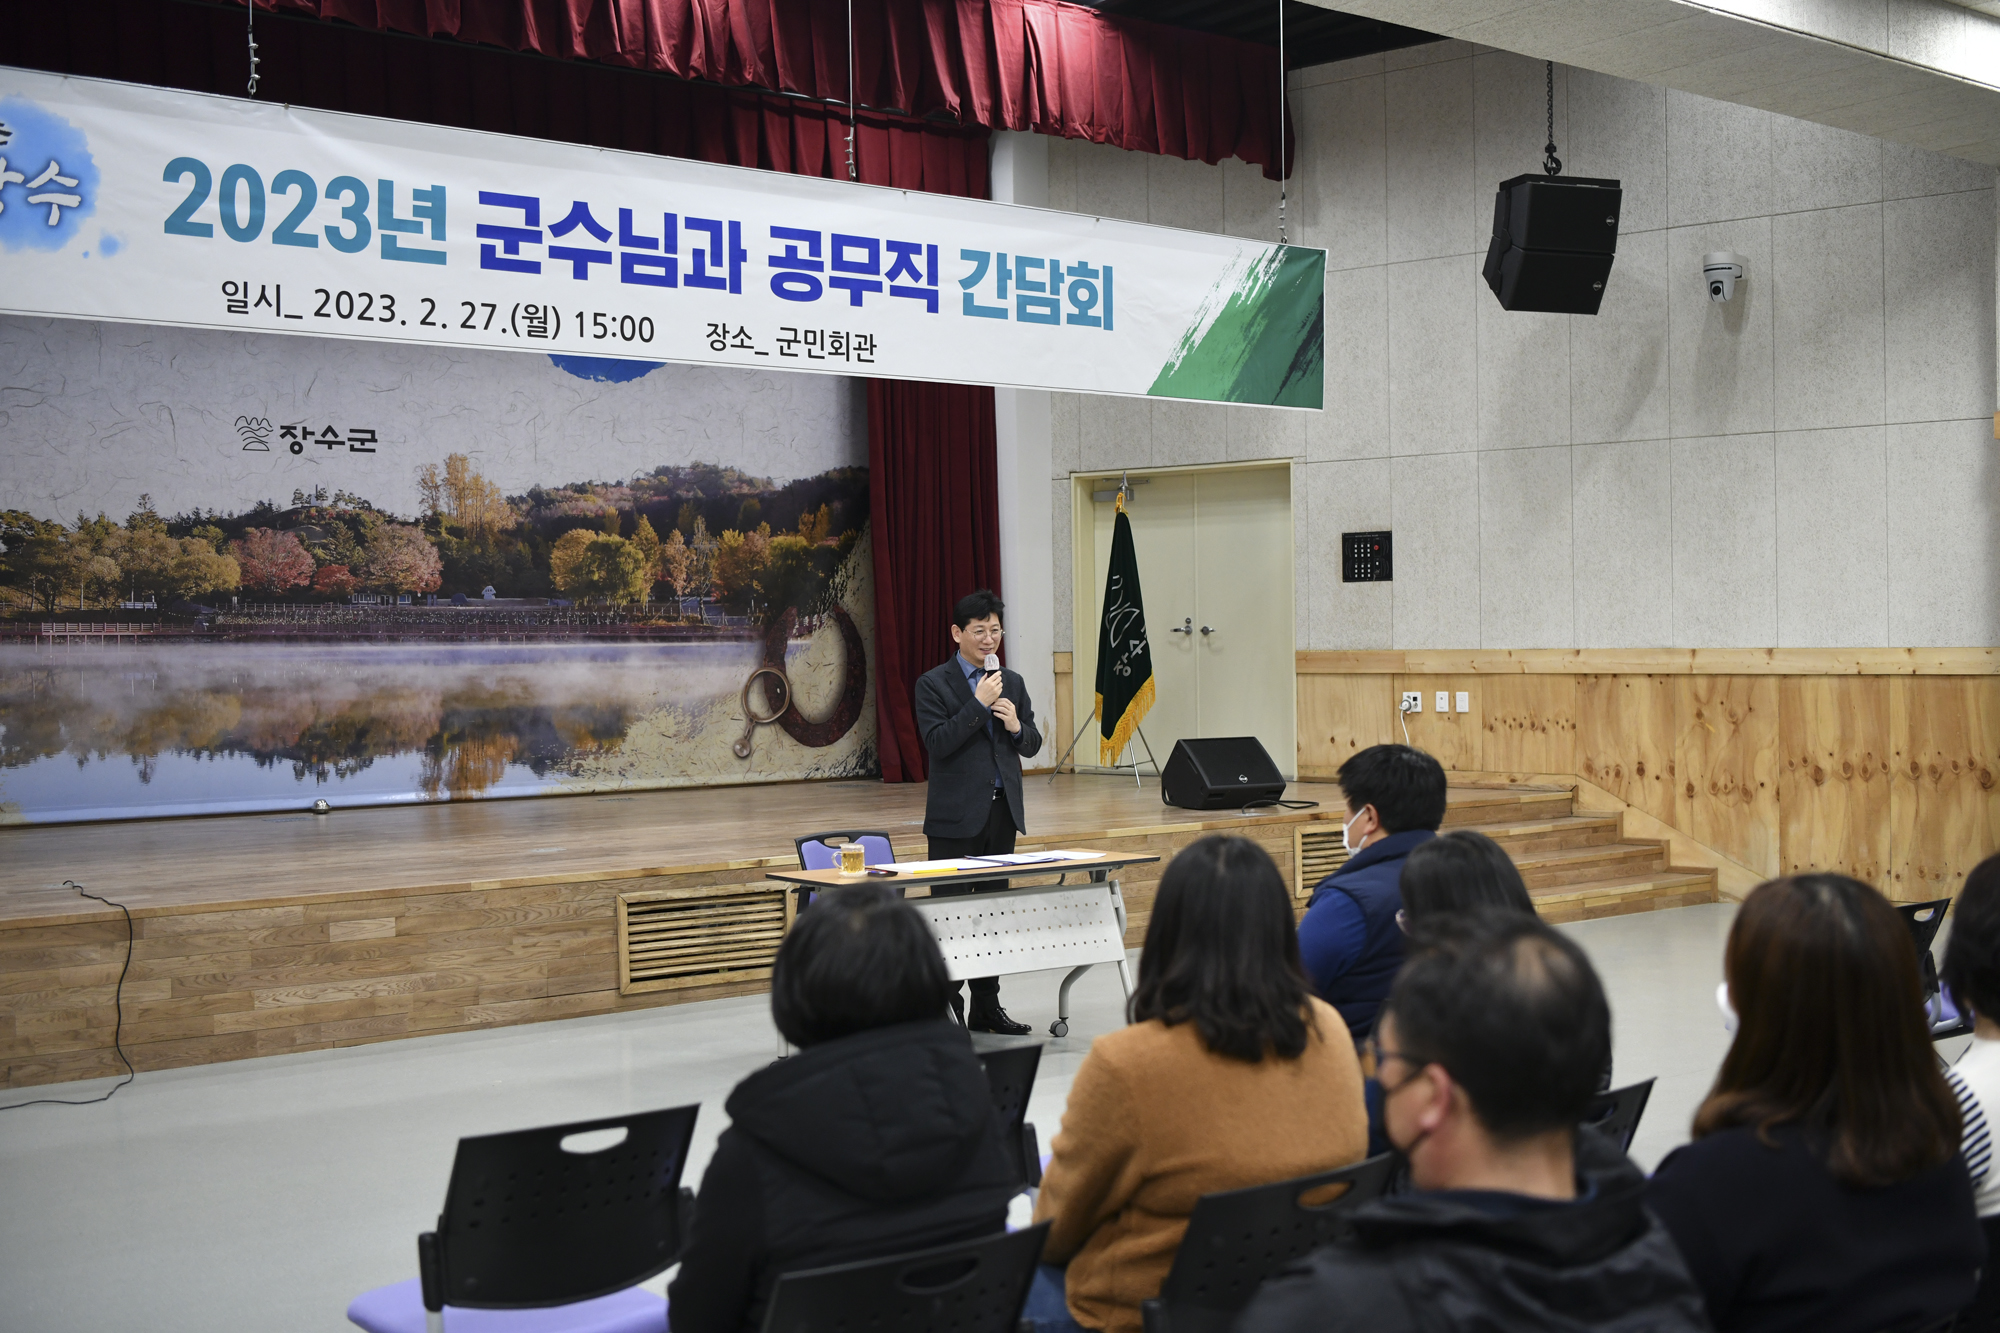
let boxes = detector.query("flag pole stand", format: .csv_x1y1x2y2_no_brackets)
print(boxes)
1047,713,1099,784
1047,718,1163,787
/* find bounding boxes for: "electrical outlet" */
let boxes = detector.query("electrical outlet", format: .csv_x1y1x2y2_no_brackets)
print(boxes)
1435,691,1450,714
1401,692,1421,713
1456,692,1470,713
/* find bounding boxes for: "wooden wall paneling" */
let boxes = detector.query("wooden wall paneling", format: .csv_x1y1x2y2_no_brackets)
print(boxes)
1674,676,1781,878
1051,651,1075,773
1296,648,2000,675
1479,675,1577,776
1394,675,1482,770
1779,677,1894,884
1575,675,1677,825
1890,678,2000,901
1296,674,1396,778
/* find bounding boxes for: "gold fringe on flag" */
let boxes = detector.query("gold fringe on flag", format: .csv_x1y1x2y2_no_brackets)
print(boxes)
1096,674,1156,767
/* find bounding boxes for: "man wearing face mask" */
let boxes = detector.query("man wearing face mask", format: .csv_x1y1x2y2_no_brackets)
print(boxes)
1297,744,1447,1045
1238,911,1710,1333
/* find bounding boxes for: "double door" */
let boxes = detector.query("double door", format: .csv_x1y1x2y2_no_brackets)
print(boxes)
1073,464,1295,777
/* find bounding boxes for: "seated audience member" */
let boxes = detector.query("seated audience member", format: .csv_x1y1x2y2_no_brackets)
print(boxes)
1024,836,1368,1333
1397,828,1535,927
1298,744,1448,1042
1943,853,2000,1217
1645,874,1983,1333
667,885,1016,1333
1360,830,1546,1155
1239,910,1710,1333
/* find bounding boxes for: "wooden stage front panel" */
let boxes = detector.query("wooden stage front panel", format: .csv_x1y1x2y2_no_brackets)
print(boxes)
3,775,1417,1089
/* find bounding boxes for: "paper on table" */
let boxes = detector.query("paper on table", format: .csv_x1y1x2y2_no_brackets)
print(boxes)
956,851,1100,866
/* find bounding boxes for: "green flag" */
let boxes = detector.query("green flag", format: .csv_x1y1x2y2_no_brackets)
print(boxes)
1094,502,1155,765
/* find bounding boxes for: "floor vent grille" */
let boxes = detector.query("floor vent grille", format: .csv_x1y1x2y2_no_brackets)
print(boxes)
1294,825,1350,902
618,885,795,995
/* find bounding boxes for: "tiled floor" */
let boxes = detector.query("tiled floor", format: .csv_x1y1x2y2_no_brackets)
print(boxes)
1,901,1762,1333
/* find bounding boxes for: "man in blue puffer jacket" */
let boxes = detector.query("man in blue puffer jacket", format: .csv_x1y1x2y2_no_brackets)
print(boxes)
1299,744,1447,1044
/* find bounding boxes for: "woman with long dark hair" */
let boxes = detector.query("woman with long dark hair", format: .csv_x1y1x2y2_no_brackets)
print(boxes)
1022,836,1368,1333
1645,874,1982,1333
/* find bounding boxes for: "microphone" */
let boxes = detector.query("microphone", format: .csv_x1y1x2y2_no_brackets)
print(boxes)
983,653,1000,675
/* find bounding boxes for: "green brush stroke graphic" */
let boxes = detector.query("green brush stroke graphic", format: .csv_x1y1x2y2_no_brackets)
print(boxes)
1148,245,1325,408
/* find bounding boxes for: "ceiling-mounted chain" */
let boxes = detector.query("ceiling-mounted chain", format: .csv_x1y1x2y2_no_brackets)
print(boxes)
1277,0,1287,243
1542,60,1561,176
246,0,261,97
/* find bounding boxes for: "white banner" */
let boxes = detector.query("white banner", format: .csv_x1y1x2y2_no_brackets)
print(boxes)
0,67,1324,408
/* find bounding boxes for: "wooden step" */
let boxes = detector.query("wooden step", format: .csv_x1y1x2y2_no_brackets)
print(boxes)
1529,870,1720,924
1479,813,1625,856
1442,786,1572,828
1424,782,1722,924
1512,842,1667,890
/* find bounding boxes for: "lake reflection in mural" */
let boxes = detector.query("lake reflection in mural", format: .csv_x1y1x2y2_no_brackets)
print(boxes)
0,632,873,823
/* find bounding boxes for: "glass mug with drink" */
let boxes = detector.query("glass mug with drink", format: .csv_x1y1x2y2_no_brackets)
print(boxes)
838,841,866,874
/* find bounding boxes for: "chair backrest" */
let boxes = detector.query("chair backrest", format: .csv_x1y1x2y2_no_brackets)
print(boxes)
760,1221,1049,1333
796,829,895,872
1580,1078,1656,1154
976,1041,1044,1188
421,1103,699,1311
1151,1154,1397,1319
1899,899,1952,999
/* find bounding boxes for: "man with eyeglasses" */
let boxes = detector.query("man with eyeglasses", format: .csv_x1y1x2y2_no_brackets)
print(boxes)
1239,911,1710,1333
915,589,1042,1034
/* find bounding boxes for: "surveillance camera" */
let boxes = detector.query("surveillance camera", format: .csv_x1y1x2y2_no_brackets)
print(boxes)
1703,251,1746,304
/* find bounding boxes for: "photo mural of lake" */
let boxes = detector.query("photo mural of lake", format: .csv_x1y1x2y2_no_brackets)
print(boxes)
0,318,877,822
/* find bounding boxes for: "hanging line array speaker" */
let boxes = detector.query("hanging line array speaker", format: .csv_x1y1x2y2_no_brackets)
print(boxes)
1161,737,1287,811
1482,174,1623,315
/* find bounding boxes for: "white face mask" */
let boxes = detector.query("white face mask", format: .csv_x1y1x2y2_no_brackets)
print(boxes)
1715,980,1737,1033
1342,809,1365,855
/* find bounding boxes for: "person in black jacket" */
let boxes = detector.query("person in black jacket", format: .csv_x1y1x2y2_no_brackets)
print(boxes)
913,589,1043,1034
1238,910,1711,1333
667,885,1018,1333
1645,874,1983,1333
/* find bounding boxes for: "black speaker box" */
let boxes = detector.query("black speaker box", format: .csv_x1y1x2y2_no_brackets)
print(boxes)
1161,737,1286,811
1482,174,1622,315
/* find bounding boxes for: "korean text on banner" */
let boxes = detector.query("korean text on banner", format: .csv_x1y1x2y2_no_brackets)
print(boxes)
0,67,1325,409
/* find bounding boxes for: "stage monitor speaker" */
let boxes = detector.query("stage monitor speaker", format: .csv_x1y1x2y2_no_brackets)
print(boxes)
1482,174,1622,315
1161,737,1287,811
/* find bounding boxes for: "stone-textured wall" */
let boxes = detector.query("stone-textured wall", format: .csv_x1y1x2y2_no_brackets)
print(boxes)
1046,40,2000,653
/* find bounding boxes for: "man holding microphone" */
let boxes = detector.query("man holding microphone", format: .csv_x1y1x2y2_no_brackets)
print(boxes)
914,589,1043,1034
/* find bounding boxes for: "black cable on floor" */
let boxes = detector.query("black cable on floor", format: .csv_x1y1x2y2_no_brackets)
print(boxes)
0,881,136,1111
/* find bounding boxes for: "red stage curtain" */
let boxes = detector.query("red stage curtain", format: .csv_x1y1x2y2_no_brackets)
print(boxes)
865,381,1002,782
5,0,989,192
257,0,1292,178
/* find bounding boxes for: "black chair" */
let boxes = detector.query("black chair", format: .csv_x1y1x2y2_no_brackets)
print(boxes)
347,1103,699,1333
1896,899,1972,1038
760,1221,1050,1333
1139,1154,1398,1333
1580,1077,1655,1154
976,1040,1045,1189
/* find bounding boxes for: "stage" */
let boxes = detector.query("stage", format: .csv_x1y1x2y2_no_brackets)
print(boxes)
0,775,1712,1088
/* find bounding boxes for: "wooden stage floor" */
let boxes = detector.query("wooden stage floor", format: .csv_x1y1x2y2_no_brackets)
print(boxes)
4,776,1652,1089
0,774,1346,927
0,775,1370,1088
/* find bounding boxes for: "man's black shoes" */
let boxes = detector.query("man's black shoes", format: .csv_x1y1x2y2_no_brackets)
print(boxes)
968,1001,1031,1036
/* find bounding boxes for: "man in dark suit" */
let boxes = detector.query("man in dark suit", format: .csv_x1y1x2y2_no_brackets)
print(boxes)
914,589,1042,1035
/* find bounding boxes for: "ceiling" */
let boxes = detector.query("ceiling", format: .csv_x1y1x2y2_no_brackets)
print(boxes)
1083,0,1441,68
